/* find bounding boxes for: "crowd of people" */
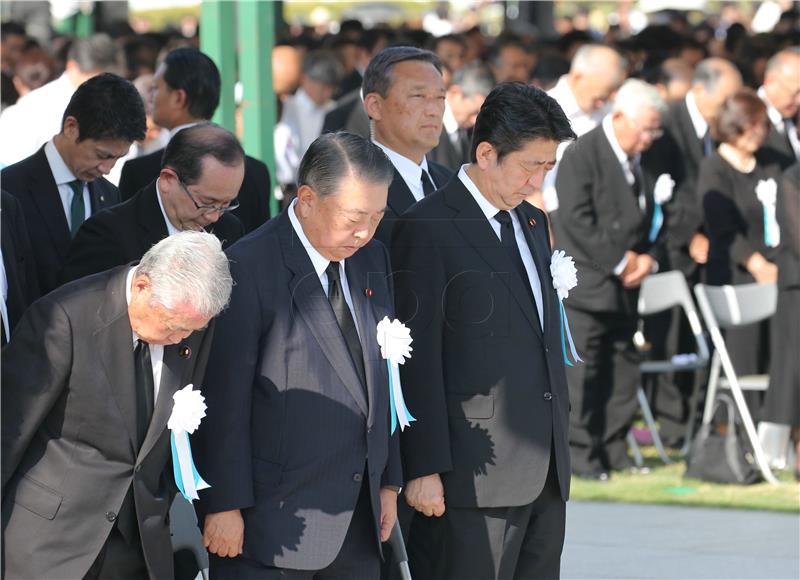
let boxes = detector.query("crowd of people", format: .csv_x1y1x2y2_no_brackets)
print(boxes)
1,4,799,580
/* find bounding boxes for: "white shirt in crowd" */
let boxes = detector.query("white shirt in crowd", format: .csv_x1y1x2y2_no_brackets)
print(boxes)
125,266,164,399
373,140,438,203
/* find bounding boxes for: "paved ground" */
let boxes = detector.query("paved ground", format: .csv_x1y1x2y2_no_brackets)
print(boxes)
562,501,800,579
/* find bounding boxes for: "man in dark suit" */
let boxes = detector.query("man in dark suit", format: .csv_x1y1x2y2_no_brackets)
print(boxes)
552,79,673,478
1,190,40,344
391,83,576,579
1,73,145,295
195,133,402,579
61,123,245,283
118,48,271,233
2,231,233,579
362,47,454,245
758,48,800,169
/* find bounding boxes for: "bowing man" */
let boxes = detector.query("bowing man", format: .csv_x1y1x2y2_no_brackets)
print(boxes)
195,132,403,579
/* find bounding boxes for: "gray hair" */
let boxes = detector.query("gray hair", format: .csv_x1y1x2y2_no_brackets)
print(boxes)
67,33,121,74
571,44,626,83
451,62,495,98
302,50,344,87
135,231,232,318
692,57,739,91
363,46,442,98
612,79,667,116
765,47,800,76
297,132,394,198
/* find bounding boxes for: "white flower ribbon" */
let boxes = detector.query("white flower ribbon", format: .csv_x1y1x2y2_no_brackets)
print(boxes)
550,250,583,366
649,173,675,242
376,317,416,433
755,178,780,248
168,384,211,502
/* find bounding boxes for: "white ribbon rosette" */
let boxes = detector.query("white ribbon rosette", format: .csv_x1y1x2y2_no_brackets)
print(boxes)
376,317,416,433
649,173,675,242
755,178,780,248
168,384,211,501
550,251,582,366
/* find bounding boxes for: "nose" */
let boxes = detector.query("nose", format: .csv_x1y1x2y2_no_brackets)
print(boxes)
98,158,117,175
528,168,546,189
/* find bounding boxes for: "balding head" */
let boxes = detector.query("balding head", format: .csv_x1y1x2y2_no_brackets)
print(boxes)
272,45,302,101
763,48,800,119
691,58,743,125
567,44,626,114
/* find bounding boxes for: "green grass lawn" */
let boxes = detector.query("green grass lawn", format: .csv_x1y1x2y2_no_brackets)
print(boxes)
571,448,800,513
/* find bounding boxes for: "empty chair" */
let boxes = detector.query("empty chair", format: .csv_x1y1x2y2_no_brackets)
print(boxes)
170,495,209,580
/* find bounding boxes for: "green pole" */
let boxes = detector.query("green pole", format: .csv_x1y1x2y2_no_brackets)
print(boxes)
200,1,237,132
238,0,277,216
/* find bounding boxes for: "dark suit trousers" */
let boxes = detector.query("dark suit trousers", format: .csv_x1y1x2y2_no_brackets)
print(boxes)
209,480,380,580
83,526,148,580
566,307,641,473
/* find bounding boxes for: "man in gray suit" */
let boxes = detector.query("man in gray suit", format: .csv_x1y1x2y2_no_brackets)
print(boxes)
2,231,232,579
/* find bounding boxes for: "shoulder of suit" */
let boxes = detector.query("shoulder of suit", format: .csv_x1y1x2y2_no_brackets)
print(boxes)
123,148,163,170
1,148,42,180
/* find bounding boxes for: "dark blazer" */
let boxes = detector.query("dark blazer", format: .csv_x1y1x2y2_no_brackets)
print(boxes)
195,211,402,570
762,122,797,171
373,160,453,246
119,149,271,233
1,145,120,295
2,266,215,580
428,128,471,171
777,163,800,289
60,180,244,283
552,125,666,314
391,177,571,507
322,89,371,138
1,190,40,341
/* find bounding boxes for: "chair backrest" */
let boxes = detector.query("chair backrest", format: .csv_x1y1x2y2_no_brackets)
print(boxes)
694,283,777,330
639,271,710,361
170,495,209,571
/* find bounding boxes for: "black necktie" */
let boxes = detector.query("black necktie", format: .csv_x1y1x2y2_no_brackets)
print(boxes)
702,129,713,156
67,179,85,237
421,169,435,196
326,262,367,390
495,211,536,301
629,156,645,212
134,340,155,446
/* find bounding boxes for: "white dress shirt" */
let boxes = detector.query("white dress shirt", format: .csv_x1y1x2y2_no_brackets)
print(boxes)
44,140,90,231
280,88,335,160
374,140,437,203
288,199,360,337
684,91,708,140
759,86,800,159
458,165,544,329
542,75,611,212
125,267,164,400
0,247,9,340
442,100,460,145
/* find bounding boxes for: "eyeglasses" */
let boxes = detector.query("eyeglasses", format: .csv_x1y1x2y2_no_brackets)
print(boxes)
177,176,239,214
628,116,664,139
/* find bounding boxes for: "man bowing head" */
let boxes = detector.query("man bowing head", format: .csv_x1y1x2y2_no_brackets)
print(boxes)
195,132,402,579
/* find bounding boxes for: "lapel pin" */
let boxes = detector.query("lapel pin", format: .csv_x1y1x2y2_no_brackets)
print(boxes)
99,195,105,203
528,217,537,227
365,288,373,298
179,346,191,359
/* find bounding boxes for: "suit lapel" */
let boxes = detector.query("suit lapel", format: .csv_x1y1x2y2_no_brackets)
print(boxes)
387,170,417,217
279,213,369,416
597,130,643,227
678,102,704,171
445,180,544,343
514,204,553,339
88,180,110,214
136,183,170,254
29,148,71,256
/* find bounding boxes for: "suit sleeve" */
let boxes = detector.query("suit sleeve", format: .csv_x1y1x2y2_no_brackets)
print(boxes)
553,142,628,274
2,296,72,489
60,216,127,283
6,191,41,306
700,161,755,267
391,215,453,481
118,160,138,202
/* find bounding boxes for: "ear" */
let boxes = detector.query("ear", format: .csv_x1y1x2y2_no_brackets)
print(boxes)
363,93,382,121
473,141,496,171
172,87,189,111
62,116,80,140
130,273,152,298
294,184,316,218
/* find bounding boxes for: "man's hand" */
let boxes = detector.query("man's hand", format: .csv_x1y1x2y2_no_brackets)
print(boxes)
622,253,655,288
379,487,399,542
618,250,638,279
689,233,709,264
404,474,445,517
746,252,778,284
203,509,244,558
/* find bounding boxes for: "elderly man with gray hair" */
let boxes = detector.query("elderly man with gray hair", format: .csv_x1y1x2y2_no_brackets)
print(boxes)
552,79,677,480
2,231,232,580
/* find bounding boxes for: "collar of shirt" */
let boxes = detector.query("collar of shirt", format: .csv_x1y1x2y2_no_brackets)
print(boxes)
288,198,342,280
684,91,708,139
758,86,785,132
458,165,503,235
155,178,181,236
602,114,637,185
125,266,165,398
167,122,200,142
44,139,78,186
373,140,431,201
442,100,459,138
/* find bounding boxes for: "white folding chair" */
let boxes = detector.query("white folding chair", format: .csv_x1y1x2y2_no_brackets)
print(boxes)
170,495,209,580
693,282,779,485
627,271,711,467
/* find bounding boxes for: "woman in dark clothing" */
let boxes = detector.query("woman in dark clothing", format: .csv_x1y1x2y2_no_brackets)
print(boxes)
763,163,800,478
700,89,783,377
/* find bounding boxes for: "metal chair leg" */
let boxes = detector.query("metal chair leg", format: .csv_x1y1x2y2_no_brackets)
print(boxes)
627,430,644,468
637,386,672,464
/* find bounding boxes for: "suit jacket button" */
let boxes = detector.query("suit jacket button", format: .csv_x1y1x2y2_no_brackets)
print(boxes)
353,473,363,482
106,511,117,522
543,392,553,401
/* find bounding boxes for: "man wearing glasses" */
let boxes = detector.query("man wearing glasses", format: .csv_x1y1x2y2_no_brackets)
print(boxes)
60,123,244,283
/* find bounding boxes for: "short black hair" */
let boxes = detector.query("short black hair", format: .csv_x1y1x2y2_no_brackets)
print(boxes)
62,73,146,143
298,132,394,198
362,46,442,98
470,82,576,163
162,47,221,120
1,21,26,38
161,123,245,185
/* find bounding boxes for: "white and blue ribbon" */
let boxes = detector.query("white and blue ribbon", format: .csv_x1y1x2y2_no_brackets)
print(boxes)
649,203,664,243
558,300,583,367
387,359,415,434
171,431,210,502
763,206,780,248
